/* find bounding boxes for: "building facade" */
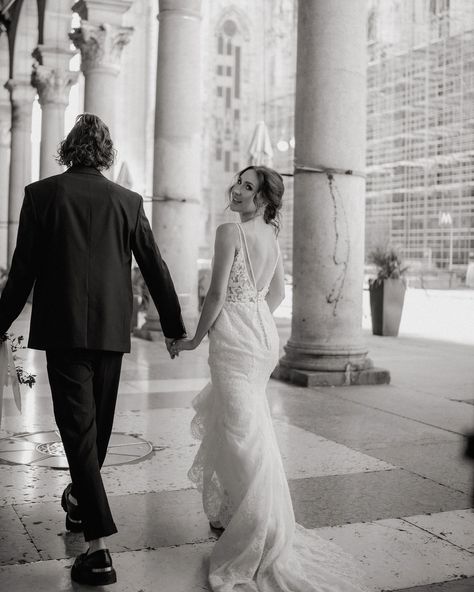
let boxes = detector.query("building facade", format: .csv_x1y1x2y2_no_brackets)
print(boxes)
366,0,474,270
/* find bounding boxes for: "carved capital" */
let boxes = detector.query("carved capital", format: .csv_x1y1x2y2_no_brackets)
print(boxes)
4,79,36,131
70,21,133,75
31,64,79,106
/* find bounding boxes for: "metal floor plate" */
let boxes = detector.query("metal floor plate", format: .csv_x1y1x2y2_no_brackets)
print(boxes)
0,431,153,469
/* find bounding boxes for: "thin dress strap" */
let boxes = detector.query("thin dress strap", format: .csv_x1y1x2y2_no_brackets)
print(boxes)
237,223,257,288
235,222,244,252
238,223,280,291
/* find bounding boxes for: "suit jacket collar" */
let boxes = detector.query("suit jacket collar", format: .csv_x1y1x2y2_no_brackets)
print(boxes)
65,166,104,176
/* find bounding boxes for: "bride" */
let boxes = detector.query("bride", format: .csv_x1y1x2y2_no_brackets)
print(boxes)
171,166,366,592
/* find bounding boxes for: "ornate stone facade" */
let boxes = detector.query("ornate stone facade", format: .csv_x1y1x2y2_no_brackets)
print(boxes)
31,64,78,106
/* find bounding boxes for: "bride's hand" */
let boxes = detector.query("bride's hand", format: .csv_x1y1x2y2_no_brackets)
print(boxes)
171,337,197,356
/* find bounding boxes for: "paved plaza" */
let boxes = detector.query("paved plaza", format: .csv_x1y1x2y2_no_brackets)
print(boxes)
0,298,473,592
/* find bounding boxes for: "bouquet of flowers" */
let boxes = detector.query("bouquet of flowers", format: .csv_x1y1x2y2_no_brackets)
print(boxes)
0,333,36,427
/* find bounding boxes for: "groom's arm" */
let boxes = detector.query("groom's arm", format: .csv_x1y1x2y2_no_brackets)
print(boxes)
0,187,38,337
131,199,186,339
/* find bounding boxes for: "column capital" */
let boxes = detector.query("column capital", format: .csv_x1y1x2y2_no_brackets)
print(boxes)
5,79,37,130
70,21,133,75
4,78,37,103
31,63,79,106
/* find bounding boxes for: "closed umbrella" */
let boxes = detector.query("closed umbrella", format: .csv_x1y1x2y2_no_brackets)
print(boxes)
248,120,273,166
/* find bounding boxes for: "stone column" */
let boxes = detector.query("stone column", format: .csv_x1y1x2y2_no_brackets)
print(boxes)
5,79,36,265
70,5,133,141
0,101,10,270
138,0,201,338
275,0,389,386
32,51,78,179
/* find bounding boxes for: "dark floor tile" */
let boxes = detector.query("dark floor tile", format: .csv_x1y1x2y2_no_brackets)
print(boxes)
120,363,209,381
365,441,474,495
393,577,474,592
267,384,459,450
289,469,471,529
115,390,197,410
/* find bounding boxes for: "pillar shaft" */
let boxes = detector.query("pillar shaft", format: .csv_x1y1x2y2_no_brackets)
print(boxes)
277,0,389,386
149,0,202,324
39,102,64,178
5,79,36,265
32,59,78,179
70,21,132,141
0,103,10,270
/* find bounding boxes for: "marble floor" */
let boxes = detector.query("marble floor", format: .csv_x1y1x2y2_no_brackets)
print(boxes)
0,307,473,591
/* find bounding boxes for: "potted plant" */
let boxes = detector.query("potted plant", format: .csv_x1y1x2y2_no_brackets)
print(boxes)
368,245,408,336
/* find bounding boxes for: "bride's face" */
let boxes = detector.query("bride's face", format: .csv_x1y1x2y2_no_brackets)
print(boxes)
229,169,260,214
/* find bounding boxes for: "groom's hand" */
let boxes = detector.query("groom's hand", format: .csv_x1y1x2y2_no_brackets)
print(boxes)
165,337,175,358
165,337,182,359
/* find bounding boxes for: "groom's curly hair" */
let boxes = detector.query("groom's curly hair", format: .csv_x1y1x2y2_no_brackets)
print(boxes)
56,113,116,170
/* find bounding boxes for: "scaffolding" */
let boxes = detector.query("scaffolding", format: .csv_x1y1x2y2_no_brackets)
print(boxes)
366,0,474,270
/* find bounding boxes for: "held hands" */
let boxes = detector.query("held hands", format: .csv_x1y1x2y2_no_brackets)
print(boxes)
169,337,197,358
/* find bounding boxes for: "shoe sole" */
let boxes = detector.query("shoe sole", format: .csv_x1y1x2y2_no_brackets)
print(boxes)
65,514,83,533
209,522,225,532
62,490,83,532
71,565,117,586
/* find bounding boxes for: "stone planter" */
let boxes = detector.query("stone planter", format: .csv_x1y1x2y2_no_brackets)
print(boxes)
369,278,406,336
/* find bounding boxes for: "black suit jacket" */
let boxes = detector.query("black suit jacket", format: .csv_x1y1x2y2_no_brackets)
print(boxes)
0,166,186,352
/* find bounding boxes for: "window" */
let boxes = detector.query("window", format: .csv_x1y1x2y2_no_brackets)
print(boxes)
225,151,231,172
225,87,231,108
217,65,223,75
234,46,241,99
217,86,223,97
218,36,223,54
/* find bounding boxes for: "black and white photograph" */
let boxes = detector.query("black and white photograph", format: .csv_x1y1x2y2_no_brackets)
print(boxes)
0,0,473,590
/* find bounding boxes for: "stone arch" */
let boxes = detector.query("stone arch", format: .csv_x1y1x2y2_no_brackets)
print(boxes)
214,6,250,42
10,0,39,79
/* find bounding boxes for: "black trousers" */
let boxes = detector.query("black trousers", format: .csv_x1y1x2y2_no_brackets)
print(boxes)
46,349,123,541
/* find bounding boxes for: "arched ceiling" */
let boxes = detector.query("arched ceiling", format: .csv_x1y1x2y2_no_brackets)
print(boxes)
0,0,46,77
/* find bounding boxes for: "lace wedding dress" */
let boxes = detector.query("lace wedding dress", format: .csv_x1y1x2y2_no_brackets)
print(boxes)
189,223,367,592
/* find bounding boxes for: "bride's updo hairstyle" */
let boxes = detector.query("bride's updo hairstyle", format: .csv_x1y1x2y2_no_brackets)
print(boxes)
238,165,284,233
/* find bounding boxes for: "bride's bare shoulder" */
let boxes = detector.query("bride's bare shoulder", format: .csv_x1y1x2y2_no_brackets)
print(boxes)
215,223,239,247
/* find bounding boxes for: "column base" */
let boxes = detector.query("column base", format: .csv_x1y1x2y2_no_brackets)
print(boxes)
272,364,391,387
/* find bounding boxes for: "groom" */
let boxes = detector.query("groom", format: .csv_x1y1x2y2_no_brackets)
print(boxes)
0,113,186,585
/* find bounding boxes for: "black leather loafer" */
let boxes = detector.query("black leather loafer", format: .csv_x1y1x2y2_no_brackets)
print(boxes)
71,549,117,586
61,484,83,532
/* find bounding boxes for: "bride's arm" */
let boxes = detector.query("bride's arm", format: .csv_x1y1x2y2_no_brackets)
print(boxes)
266,254,285,313
175,224,237,351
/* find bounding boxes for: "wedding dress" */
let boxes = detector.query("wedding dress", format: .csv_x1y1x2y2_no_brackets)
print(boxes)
189,223,367,592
